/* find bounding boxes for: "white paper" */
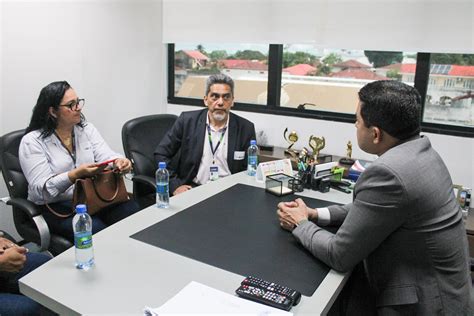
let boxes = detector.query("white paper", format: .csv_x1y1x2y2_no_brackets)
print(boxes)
144,281,293,316
256,159,293,182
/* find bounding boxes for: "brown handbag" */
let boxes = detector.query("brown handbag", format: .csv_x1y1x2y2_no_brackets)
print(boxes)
73,170,130,215
45,170,130,217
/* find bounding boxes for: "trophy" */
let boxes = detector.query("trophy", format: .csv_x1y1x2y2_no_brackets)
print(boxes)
283,127,299,157
339,140,355,166
309,135,325,163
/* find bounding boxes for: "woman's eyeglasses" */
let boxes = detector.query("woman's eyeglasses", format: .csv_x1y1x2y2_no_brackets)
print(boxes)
59,98,85,111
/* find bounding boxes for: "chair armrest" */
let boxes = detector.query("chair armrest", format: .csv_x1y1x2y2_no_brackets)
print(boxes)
6,198,42,217
132,175,156,190
6,198,51,252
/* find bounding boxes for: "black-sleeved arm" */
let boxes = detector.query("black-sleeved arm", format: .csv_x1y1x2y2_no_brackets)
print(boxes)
154,115,186,193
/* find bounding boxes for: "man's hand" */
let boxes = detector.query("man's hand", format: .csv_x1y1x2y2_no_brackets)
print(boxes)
173,185,192,196
0,237,17,250
277,198,315,231
0,247,27,273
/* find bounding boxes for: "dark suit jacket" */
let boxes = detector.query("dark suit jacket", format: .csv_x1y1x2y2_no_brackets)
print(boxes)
293,136,473,315
154,109,256,194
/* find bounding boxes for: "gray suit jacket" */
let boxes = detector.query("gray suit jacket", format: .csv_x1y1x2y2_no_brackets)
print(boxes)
293,136,473,315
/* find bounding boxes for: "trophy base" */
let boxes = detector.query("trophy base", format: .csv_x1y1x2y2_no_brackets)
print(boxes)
339,157,355,166
284,149,298,158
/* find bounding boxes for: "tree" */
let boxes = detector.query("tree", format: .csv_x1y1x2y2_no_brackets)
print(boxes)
196,44,207,55
209,50,228,61
231,50,266,60
315,53,342,76
322,53,342,66
282,51,318,68
431,53,474,66
364,51,403,68
386,69,402,80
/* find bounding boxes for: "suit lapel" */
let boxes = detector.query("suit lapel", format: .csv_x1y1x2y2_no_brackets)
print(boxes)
227,113,237,172
193,109,207,171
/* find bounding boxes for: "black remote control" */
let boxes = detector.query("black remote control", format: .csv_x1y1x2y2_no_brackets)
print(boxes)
241,276,302,306
235,284,293,311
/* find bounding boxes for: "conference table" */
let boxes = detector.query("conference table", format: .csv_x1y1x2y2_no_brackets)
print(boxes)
19,172,353,315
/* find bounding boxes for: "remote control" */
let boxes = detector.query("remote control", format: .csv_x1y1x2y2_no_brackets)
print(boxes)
241,276,302,305
235,285,293,311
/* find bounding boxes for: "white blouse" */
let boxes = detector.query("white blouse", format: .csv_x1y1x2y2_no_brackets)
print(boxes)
19,123,122,204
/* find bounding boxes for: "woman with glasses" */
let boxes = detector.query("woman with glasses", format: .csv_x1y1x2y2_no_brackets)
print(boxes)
19,81,140,242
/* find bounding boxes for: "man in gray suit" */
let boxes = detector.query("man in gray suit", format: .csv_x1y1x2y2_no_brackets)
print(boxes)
277,80,473,315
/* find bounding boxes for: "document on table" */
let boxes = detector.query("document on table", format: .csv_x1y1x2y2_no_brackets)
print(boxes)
144,281,293,316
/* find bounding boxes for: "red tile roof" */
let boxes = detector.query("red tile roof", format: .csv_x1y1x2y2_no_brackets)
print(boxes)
330,69,388,80
183,50,209,61
449,65,474,77
381,63,417,73
283,64,317,76
333,59,371,69
381,63,474,77
219,59,267,71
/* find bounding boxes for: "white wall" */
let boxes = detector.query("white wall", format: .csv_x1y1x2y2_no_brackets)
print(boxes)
1,0,473,239
168,105,474,190
0,0,164,237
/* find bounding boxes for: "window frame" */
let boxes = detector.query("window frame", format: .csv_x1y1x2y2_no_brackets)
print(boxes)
167,44,474,138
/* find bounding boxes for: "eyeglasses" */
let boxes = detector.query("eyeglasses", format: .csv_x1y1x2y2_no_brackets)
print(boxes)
59,98,85,111
208,93,232,102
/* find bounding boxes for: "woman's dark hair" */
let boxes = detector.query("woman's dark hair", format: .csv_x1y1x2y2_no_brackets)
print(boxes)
358,80,421,140
25,81,86,138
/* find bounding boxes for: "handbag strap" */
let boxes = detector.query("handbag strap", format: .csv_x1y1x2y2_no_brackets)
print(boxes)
91,171,121,202
44,203,74,218
42,176,74,218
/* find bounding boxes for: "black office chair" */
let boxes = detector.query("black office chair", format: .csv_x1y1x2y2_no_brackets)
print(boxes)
122,114,178,208
0,129,72,256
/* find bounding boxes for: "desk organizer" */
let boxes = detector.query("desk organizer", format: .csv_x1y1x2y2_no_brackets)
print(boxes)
265,173,295,196
288,178,304,193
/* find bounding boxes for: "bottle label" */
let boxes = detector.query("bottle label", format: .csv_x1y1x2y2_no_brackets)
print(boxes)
157,183,169,194
74,232,93,249
248,156,258,165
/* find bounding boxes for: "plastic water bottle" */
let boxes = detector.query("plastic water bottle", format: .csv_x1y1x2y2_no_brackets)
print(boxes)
247,140,258,176
72,204,94,270
156,161,170,208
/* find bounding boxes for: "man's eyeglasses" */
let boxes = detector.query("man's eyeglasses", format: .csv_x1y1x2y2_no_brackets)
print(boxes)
59,98,85,111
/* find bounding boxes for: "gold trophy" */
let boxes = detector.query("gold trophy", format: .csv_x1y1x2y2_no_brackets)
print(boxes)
339,140,355,166
309,135,325,163
283,128,299,157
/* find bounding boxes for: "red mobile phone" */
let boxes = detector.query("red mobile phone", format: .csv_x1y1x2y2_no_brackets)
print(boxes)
97,159,116,167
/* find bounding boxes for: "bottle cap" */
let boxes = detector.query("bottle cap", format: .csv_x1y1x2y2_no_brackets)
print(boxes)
76,204,87,214
250,140,256,145
159,161,167,169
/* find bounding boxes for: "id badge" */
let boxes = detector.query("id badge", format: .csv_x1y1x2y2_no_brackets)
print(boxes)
209,165,219,181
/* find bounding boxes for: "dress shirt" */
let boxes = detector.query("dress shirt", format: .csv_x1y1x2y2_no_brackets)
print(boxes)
19,123,122,204
193,114,231,185
297,207,330,226
316,207,330,225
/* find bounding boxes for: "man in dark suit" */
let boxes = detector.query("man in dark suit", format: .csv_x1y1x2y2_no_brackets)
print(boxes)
277,80,473,315
155,73,256,196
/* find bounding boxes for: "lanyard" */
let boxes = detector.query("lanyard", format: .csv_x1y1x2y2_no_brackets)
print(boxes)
206,124,227,162
54,130,76,166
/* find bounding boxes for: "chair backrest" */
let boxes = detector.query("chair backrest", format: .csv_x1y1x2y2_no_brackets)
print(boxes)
1,129,73,255
122,114,178,178
0,129,28,199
